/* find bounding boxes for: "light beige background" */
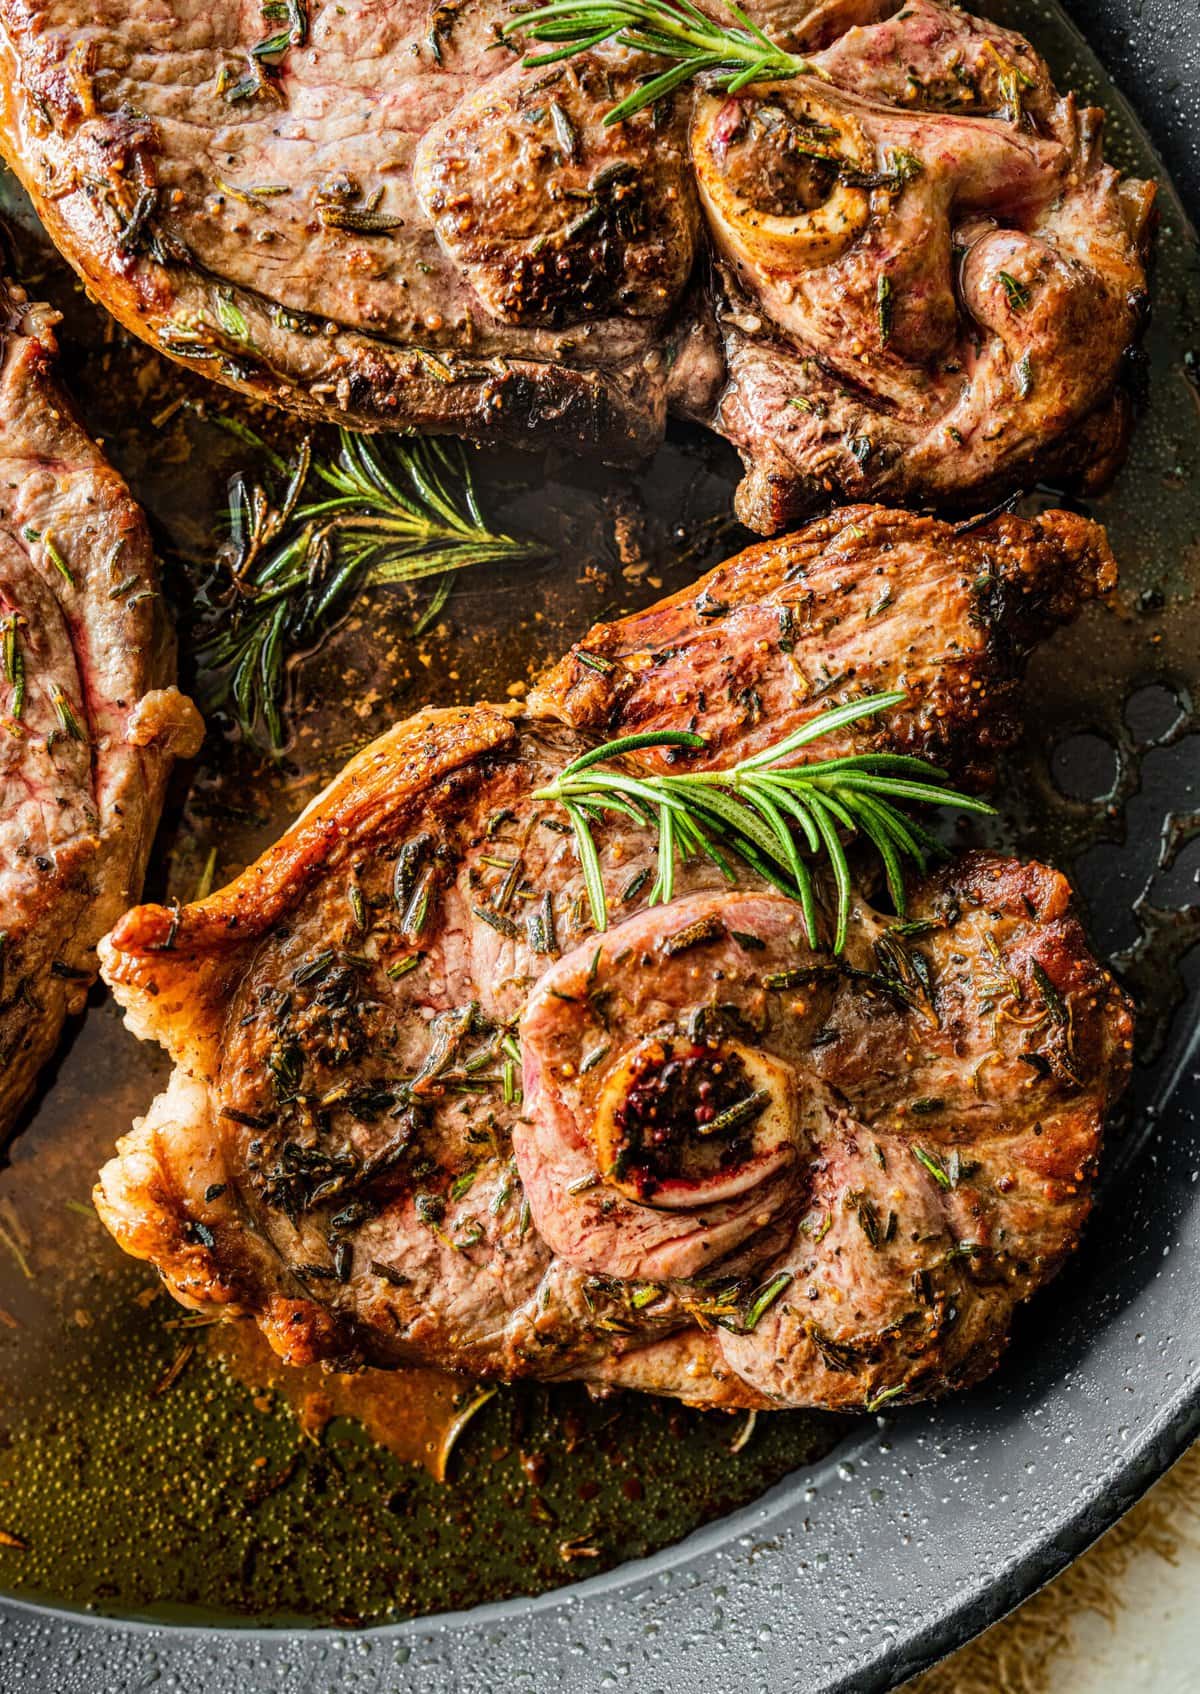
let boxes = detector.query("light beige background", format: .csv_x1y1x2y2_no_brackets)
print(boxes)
906,1446,1200,1694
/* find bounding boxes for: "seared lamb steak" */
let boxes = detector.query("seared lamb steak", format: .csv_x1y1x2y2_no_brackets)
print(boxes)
95,505,1132,1412
0,0,1153,531
0,271,202,1138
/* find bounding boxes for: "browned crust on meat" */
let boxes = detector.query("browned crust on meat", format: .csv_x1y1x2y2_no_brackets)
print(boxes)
532,504,1116,784
94,515,1130,1410
787,850,1134,1411
96,705,524,1367
0,1,1153,522
102,704,519,1074
0,19,665,461
0,271,202,1135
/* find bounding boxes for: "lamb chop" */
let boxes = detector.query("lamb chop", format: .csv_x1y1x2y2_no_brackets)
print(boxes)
0,270,202,1139
94,505,1132,1413
0,0,1153,532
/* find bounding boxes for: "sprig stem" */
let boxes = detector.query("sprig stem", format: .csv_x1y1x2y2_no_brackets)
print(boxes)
533,693,995,951
502,0,817,124
196,427,545,750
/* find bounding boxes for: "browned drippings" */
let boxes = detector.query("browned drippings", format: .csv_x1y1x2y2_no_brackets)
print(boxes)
0,0,1195,1628
209,1319,489,1481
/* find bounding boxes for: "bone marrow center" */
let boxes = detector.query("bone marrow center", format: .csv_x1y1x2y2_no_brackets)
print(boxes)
709,99,841,217
692,86,871,274
593,1035,795,1208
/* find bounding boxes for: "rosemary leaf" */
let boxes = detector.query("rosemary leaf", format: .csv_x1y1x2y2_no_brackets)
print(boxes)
195,430,546,749
502,0,820,124
532,693,993,953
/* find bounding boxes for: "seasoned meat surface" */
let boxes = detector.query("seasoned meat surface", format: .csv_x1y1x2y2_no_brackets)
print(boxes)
531,501,1117,788
0,0,1153,529
95,506,1131,1410
0,272,202,1138
521,861,1129,1408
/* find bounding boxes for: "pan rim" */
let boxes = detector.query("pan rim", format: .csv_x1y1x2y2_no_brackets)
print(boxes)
1,1,1197,1688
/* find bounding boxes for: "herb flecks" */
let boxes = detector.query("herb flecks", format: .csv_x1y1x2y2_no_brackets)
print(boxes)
740,1270,792,1331
218,0,307,103
50,686,86,743
807,1321,857,1372
911,1145,953,1189
998,270,1030,312
30,529,75,587
318,204,404,235
1,614,25,721
527,891,558,956
876,274,894,344
662,914,725,956
699,1089,770,1139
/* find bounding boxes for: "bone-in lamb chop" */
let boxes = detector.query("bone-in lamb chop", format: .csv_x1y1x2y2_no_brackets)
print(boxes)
0,270,202,1139
95,505,1132,1413
0,0,1153,532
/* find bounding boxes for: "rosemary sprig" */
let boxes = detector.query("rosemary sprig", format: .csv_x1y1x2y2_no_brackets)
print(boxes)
196,426,546,749
502,0,818,124
533,692,995,952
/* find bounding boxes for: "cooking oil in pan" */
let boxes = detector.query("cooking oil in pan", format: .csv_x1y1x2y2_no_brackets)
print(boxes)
0,0,1196,1627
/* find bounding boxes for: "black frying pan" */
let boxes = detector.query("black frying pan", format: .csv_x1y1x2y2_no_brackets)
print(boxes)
2,0,1198,1687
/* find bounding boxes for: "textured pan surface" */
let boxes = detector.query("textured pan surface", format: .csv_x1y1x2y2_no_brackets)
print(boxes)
0,0,1197,1687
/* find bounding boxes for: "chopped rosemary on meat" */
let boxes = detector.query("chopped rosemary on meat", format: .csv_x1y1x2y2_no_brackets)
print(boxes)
807,1321,857,1372
195,425,546,748
662,913,725,955
317,205,404,234
998,270,1030,311
527,891,558,955
549,99,580,159
800,1207,832,1241
50,686,86,743
740,1270,792,1330
621,866,651,903
214,291,251,342
581,1042,610,1073
35,529,75,587
911,1145,953,1189
699,1088,770,1138
876,274,894,344
1,613,24,720
257,0,308,54
450,1167,478,1200
502,0,820,124
533,691,994,951
474,903,522,940
851,1192,884,1247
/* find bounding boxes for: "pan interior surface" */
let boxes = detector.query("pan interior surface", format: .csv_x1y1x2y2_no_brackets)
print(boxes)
0,0,1197,1686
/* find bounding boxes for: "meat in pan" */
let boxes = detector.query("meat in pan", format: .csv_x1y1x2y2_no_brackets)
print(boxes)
0,0,1154,531
0,271,202,1139
95,505,1131,1412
